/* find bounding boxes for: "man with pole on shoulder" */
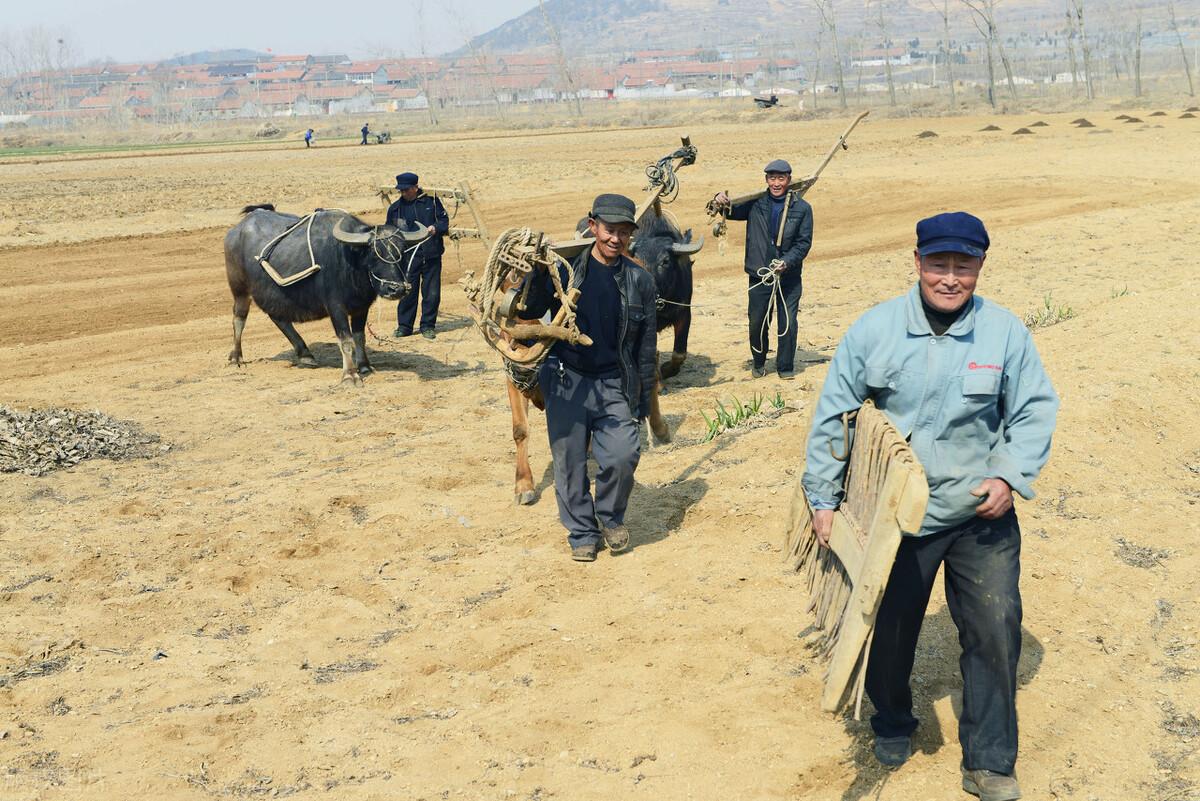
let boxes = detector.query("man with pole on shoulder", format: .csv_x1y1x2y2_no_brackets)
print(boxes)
801,212,1059,801
711,158,813,380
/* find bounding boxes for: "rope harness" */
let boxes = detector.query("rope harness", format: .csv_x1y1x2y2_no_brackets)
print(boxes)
643,143,697,203
460,227,589,389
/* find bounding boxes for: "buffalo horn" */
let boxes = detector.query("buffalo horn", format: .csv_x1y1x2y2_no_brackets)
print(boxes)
332,217,372,246
669,235,705,255
395,223,430,243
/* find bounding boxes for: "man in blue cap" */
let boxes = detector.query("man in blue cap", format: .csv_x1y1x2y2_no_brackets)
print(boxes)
518,193,658,562
386,172,449,339
801,212,1059,801
712,158,813,379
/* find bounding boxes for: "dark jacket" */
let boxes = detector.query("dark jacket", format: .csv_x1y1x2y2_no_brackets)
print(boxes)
523,248,657,419
727,190,813,275
386,192,450,261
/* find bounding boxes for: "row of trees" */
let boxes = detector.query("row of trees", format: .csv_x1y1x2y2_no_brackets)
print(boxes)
804,0,1196,112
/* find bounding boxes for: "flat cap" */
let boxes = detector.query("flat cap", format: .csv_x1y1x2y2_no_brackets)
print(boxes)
764,158,792,174
394,172,419,189
916,211,990,258
589,193,638,227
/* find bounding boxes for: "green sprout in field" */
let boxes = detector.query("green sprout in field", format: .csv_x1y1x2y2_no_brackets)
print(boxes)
700,391,786,442
1023,293,1075,330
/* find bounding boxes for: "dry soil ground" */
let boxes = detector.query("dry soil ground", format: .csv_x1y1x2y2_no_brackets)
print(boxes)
1,110,1198,801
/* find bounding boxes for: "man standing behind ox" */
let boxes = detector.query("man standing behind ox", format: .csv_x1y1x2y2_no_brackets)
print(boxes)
802,212,1059,801
712,159,813,380
360,122,370,145
386,172,449,339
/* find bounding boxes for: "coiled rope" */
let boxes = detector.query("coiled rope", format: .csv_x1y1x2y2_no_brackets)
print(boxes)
749,262,791,356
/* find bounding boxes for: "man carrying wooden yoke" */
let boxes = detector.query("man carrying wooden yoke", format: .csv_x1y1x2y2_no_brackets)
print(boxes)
712,159,813,380
519,194,658,563
801,212,1059,801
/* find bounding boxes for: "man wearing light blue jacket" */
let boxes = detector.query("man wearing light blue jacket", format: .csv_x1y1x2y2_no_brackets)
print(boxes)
802,212,1058,801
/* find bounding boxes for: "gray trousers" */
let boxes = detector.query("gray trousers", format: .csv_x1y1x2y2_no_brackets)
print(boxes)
539,358,641,548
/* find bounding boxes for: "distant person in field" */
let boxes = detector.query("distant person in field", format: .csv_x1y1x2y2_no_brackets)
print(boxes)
385,172,449,339
304,128,314,148
802,211,1059,801
360,122,370,145
711,158,813,381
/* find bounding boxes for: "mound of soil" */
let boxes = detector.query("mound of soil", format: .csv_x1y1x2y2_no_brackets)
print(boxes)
1115,114,1133,121
1029,121,1049,127
1074,119,1096,128
1182,113,1197,119
254,123,282,139
1070,118,1090,124
0,406,166,476
1186,106,1200,112
980,124,1002,131
1123,117,1143,123
916,130,938,138
1150,111,1168,117
1012,127,1034,135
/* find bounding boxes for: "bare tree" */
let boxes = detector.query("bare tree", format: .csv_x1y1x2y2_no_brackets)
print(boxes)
803,24,825,111
1166,0,1196,97
812,0,848,109
1064,4,1081,96
869,0,898,106
961,0,1018,104
1067,0,1095,99
539,0,583,116
1133,6,1143,97
414,0,441,125
928,0,958,108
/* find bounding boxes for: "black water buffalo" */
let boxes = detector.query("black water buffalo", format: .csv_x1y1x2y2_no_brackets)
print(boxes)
224,204,428,384
574,206,704,378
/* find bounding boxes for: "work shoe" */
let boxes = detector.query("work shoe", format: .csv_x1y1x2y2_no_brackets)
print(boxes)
393,328,413,338
873,736,912,767
421,329,437,340
571,544,597,562
601,523,630,553
962,769,1020,801
778,370,795,380
751,365,767,378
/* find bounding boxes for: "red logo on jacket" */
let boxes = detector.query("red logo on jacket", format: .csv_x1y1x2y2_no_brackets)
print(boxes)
968,361,1001,371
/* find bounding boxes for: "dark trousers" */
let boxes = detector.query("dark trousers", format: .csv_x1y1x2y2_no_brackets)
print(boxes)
539,358,640,549
360,134,368,144
747,269,802,372
866,510,1023,774
395,257,442,334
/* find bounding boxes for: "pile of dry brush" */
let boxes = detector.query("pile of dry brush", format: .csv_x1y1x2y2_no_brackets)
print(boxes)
0,406,167,476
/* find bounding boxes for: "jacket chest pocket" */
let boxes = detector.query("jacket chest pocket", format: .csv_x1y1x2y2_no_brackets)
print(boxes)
960,372,1002,409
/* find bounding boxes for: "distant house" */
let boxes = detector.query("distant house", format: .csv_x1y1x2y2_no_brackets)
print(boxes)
851,47,912,68
298,84,374,115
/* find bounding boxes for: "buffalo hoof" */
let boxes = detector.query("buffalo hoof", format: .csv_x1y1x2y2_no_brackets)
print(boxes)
227,353,245,368
358,364,375,376
515,490,537,506
650,421,672,445
660,360,682,380
298,356,319,369
340,372,364,387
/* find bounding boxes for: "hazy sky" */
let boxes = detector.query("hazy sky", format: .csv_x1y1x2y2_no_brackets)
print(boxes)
6,0,540,64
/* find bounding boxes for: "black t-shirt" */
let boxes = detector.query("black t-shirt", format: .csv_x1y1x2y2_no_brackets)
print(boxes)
557,255,621,378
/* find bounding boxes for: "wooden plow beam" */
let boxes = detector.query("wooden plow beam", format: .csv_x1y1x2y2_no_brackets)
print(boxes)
377,180,491,249
783,398,928,716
